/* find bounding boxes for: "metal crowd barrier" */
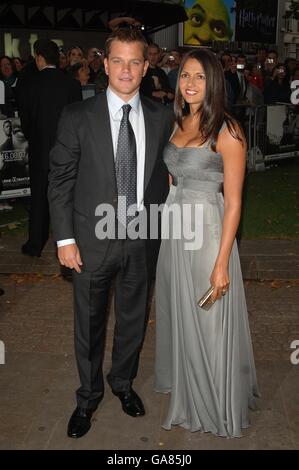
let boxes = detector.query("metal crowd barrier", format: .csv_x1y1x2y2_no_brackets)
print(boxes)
243,103,299,171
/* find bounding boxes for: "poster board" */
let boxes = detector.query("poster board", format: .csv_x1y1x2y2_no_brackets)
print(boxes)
265,105,299,158
180,0,235,47
234,0,278,44
0,117,30,199
180,0,278,47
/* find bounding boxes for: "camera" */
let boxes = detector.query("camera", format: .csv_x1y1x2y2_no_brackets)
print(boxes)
237,64,245,70
257,64,262,70
266,58,274,64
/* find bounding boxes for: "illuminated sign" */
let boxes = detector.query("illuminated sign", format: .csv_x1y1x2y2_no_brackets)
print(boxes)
4,33,64,57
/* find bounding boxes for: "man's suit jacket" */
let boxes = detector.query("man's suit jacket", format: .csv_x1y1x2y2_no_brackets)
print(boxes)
48,92,174,272
225,71,241,104
19,67,82,172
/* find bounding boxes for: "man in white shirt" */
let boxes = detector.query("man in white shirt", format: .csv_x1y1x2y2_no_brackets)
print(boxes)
48,28,173,439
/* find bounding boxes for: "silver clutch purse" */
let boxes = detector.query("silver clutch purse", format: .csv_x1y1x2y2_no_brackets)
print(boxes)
197,286,215,311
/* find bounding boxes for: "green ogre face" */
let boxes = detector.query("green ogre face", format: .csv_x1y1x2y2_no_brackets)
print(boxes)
184,0,233,46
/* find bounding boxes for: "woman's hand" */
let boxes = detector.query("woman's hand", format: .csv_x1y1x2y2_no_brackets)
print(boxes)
210,264,230,302
210,122,245,305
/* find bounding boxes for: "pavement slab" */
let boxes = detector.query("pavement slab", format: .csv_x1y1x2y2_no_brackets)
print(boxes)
0,273,299,450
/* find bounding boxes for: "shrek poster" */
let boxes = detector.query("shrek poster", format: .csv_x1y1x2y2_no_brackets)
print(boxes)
182,0,235,46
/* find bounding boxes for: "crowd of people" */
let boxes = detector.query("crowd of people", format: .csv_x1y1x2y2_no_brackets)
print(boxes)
1,43,297,213
1,44,297,117
0,44,297,199
0,32,295,438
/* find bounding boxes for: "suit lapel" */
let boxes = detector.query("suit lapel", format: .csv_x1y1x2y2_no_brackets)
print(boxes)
86,93,117,189
142,97,161,191
86,94,163,194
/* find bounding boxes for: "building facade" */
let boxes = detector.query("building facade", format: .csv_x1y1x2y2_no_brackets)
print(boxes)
281,0,299,59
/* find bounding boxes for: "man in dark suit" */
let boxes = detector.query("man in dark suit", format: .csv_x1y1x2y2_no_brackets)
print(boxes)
19,39,81,257
48,29,173,439
140,43,174,105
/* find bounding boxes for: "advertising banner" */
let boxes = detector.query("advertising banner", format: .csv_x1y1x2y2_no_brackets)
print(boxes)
182,0,235,46
234,0,278,44
266,105,299,157
0,117,30,199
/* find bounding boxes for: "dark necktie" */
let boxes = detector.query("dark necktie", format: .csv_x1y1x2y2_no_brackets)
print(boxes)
115,104,137,227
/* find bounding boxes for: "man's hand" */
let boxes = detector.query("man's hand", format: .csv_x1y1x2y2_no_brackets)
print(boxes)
58,243,83,273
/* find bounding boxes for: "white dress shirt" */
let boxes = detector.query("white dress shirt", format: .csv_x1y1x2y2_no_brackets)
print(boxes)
57,86,146,247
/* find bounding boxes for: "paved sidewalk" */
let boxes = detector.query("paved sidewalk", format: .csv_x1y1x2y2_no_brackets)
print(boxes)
0,235,59,275
0,274,299,450
0,233,299,279
0,233,299,450
238,239,299,280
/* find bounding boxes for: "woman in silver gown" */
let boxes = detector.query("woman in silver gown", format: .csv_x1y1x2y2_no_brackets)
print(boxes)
155,49,259,438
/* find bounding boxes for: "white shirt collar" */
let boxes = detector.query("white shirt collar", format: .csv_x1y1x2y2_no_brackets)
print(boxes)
106,86,141,119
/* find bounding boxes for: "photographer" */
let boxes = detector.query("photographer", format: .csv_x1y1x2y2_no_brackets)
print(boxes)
264,64,291,105
264,50,278,81
87,48,107,92
140,43,174,105
236,55,247,103
229,55,248,125
165,50,181,91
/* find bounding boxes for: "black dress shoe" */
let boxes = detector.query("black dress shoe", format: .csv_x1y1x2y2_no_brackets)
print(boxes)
21,243,41,257
67,406,96,438
112,388,145,417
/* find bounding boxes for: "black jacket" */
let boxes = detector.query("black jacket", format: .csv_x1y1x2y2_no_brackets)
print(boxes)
19,67,82,171
48,92,174,272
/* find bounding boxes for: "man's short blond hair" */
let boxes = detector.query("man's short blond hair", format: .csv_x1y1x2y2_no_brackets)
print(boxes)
105,29,148,60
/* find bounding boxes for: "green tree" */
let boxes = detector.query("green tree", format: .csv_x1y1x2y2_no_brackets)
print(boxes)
284,0,299,20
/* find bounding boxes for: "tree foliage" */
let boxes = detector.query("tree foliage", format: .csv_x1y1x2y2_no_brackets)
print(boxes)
284,0,299,20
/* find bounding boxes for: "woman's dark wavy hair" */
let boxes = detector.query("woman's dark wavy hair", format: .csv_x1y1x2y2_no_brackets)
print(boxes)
174,48,243,151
